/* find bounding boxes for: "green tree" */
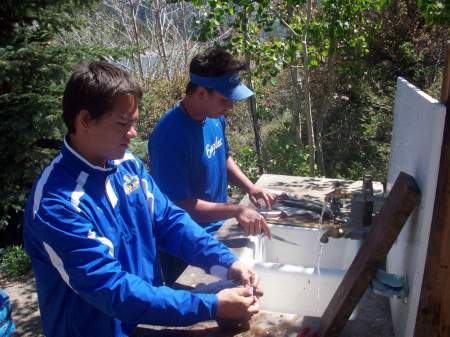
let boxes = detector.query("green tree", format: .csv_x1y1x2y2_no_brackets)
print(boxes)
192,0,281,174
418,0,450,25
0,0,128,232
192,0,382,177
322,0,449,181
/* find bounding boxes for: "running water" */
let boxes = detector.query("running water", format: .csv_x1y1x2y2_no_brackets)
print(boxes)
255,233,266,262
315,201,328,313
316,242,325,313
319,202,327,225
314,202,327,252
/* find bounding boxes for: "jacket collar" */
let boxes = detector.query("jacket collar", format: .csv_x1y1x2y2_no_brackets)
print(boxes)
61,136,117,176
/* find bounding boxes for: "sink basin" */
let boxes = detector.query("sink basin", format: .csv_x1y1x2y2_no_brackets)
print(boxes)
240,224,360,317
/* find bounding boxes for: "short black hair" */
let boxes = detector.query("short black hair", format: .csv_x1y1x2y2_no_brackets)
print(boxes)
63,61,143,134
186,48,248,95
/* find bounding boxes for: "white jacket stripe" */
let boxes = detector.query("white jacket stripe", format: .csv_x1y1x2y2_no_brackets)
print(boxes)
43,241,75,291
71,171,89,212
33,154,62,219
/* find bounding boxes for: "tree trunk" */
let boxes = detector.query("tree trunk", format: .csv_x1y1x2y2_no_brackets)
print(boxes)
290,65,303,147
317,37,338,176
243,8,263,174
180,1,189,71
128,0,144,81
245,64,263,175
316,129,325,175
302,0,316,176
154,0,171,80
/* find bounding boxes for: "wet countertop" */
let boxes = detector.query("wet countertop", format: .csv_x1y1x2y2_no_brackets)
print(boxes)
136,174,394,337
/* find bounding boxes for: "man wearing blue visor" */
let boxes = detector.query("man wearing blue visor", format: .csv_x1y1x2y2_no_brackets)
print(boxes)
149,48,275,285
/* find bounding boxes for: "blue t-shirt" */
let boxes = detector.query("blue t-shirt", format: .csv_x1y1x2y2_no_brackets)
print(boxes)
149,105,229,234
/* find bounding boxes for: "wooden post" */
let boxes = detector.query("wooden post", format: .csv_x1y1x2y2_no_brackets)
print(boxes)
414,45,450,337
441,45,450,104
318,172,421,337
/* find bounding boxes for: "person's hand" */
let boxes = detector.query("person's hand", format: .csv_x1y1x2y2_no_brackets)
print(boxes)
216,286,259,320
228,261,263,298
235,206,272,239
248,186,276,209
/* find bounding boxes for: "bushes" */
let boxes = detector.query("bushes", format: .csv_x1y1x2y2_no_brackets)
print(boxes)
232,146,260,184
231,122,310,183
264,125,311,177
136,75,188,139
0,245,31,278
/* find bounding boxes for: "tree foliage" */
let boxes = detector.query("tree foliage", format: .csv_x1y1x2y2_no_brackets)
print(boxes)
0,0,128,231
191,0,384,176
321,0,449,181
190,0,448,183
418,0,450,25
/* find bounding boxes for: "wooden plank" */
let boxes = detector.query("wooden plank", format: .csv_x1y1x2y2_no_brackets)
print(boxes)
318,172,421,337
414,56,450,337
441,45,450,104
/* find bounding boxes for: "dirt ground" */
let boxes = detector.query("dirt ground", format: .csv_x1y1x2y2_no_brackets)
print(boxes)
0,272,44,336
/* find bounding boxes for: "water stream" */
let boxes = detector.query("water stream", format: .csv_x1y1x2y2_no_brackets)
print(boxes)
316,243,325,313
315,202,328,313
255,233,266,262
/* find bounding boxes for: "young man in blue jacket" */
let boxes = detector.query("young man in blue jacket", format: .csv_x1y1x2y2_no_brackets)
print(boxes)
149,48,275,284
23,61,261,337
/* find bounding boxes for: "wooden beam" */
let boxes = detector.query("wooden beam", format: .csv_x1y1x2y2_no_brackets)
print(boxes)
441,45,450,104
318,172,421,337
414,49,450,337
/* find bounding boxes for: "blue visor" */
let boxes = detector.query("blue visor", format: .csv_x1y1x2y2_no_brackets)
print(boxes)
190,73,254,101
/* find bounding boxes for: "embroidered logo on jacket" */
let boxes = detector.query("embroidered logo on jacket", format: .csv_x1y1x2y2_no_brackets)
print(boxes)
123,174,140,194
205,137,223,158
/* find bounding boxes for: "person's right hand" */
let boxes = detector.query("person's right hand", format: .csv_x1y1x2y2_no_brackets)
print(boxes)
227,261,263,298
216,286,259,320
235,206,272,239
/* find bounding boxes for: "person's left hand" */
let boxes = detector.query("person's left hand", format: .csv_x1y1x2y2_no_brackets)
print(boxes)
228,261,263,298
248,186,276,210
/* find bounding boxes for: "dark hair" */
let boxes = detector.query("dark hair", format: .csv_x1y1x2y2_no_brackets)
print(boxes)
63,61,143,134
186,48,248,95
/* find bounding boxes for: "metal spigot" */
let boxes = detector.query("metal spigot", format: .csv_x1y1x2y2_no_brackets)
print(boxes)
320,226,348,243
320,225,368,243
320,174,377,244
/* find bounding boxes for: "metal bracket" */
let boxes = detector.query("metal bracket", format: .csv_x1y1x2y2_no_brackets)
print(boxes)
370,269,409,302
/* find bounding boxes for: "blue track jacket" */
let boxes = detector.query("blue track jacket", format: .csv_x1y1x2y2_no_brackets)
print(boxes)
23,138,237,337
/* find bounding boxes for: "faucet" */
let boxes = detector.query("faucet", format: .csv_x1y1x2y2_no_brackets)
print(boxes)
320,226,347,243
320,224,369,243
320,174,379,244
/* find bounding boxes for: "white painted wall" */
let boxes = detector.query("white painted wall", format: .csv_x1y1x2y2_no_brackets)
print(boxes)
386,77,446,337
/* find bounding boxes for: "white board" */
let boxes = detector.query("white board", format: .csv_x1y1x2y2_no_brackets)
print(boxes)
386,77,446,337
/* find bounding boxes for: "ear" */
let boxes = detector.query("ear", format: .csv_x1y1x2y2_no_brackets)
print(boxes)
196,86,208,99
75,109,93,132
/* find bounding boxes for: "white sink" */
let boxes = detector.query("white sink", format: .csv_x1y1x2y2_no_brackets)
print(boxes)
240,224,360,317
